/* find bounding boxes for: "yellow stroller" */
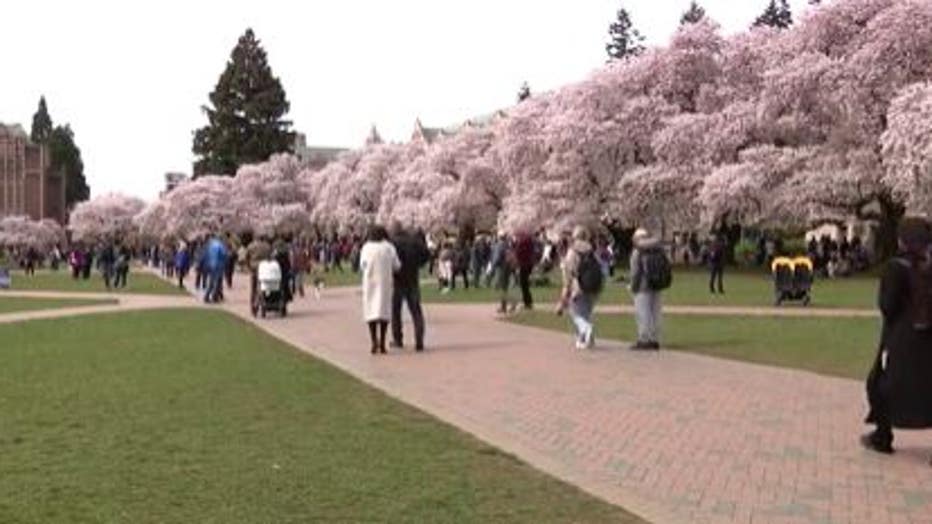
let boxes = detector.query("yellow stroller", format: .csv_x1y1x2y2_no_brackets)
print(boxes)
771,256,814,306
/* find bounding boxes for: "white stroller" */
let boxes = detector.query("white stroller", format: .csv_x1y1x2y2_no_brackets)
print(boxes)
253,259,287,318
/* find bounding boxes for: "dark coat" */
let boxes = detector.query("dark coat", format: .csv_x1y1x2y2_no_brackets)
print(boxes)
392,232,430,290
866,257,932,429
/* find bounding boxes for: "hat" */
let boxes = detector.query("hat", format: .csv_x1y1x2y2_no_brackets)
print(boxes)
633,228,650,240
572,225,590,241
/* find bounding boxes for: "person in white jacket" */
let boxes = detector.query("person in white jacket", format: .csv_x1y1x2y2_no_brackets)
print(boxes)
360,225,402,354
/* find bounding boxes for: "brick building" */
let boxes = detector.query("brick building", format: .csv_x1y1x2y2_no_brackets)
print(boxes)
0,123,66,223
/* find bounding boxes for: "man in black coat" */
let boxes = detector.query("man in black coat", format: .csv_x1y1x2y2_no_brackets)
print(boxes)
390,223,431,351
863,218,932,458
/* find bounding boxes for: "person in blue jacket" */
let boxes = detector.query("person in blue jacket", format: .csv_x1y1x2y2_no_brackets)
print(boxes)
204,234,228,303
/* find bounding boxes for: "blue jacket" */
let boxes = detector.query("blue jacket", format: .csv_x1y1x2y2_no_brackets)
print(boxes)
174,249,191,271
204,238,227,272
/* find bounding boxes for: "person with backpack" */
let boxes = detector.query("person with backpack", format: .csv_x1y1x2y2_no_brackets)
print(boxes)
863,217,932,458
556,226,603,350
628,228,672,350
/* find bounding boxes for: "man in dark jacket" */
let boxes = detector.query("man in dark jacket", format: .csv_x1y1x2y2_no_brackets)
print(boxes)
863,217,932,457
514,231,537,310
390,223,430,351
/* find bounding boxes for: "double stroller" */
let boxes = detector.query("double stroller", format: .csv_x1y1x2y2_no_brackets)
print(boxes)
251,259,288,318
771,256,814,306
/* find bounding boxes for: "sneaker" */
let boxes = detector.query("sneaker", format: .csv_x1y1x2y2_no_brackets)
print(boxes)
629,341,649,351
647,341,661,350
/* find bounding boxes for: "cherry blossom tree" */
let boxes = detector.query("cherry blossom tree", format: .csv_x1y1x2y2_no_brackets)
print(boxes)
162,175,237,240
232,153,310,236
0,216,64,250
882,82,932,215
69,193,145,243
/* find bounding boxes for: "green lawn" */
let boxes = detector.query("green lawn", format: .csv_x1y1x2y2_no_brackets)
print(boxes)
0,296,116,314
7,269,185,296
512,311,879,380
417,268,878,310
0,309,639,524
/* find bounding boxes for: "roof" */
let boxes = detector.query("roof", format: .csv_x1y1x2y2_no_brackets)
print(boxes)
414,110,508,144
0,123,28,139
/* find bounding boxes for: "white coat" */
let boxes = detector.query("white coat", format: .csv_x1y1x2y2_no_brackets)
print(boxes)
359,240,401,322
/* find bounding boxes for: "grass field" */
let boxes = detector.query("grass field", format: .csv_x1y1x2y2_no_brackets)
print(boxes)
416,268,879,310
0,296,116,314
7,269,185,296
0,309,639,523
512,311,879,380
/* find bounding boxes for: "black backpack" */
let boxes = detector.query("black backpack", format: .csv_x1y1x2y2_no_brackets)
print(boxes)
641,248,672,291
576,251,605,295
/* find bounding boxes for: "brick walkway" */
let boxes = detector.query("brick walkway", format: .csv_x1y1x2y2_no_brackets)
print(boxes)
10,272,932,523
202,277,931,524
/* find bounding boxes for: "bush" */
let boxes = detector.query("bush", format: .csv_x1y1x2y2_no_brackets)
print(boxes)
734,239,758,267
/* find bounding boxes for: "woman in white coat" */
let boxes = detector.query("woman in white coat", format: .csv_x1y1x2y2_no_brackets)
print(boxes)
359,225,401,354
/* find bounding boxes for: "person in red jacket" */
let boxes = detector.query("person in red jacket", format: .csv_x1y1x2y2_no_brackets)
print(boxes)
514,231,537,310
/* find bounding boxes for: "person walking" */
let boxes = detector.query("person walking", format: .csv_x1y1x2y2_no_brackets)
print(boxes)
390,223,430,351
863,217,932,457
99,243,116,290
292,243,310,298
174,242,191,288
488,231,518,315
556,226,603,350
203,234,228,303
113,244,130,289
245,236,272,313
224,237,238,289
628,228,671,350
514,231,537,310
470,235,490,289
360,225,401,355
708,234,726,294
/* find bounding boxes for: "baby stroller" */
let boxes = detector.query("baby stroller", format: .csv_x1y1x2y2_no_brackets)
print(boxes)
252,259,287,318
771,256,813,306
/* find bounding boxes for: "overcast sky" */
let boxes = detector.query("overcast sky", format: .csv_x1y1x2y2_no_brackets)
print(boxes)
1,0,814,200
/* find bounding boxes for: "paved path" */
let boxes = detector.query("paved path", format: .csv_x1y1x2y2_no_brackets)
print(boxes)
198,276,930,524
0,290,195,324
7,274,931,523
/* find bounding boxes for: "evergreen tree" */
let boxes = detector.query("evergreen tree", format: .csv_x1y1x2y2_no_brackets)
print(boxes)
753,0,793,29
680,1,707,25
193,28,294,176
517,82,531,103
605,5,645,61
30,96,53,144
48,125,90,207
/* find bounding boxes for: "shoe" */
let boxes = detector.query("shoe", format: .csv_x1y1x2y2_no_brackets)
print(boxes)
629,342,649,351
379,347,387,354
860,432,894,455
415,345,424,352
371,346,378,355
389,341,404,349
647,341,661,350
575,341,586,350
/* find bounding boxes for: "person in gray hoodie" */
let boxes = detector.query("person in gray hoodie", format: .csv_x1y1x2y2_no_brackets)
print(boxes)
629,228,664,350
557,226,600,349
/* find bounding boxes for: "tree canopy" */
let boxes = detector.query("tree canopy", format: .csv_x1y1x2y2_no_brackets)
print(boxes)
192,28,294,177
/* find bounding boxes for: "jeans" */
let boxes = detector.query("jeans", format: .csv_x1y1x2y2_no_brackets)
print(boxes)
634,291,662,343
206,268,224,302
709,265,724,293
391,285,426,348
114,267,128,289
569,294,595,345
518,267,533,308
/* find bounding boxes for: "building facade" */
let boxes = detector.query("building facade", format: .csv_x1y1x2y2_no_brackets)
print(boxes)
0,123,66,223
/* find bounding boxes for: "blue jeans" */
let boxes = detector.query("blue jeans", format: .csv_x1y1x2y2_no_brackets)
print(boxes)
206,268,224,302
569,294,595,345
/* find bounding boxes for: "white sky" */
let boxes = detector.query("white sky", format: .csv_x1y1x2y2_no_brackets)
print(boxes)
1,0,814,200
